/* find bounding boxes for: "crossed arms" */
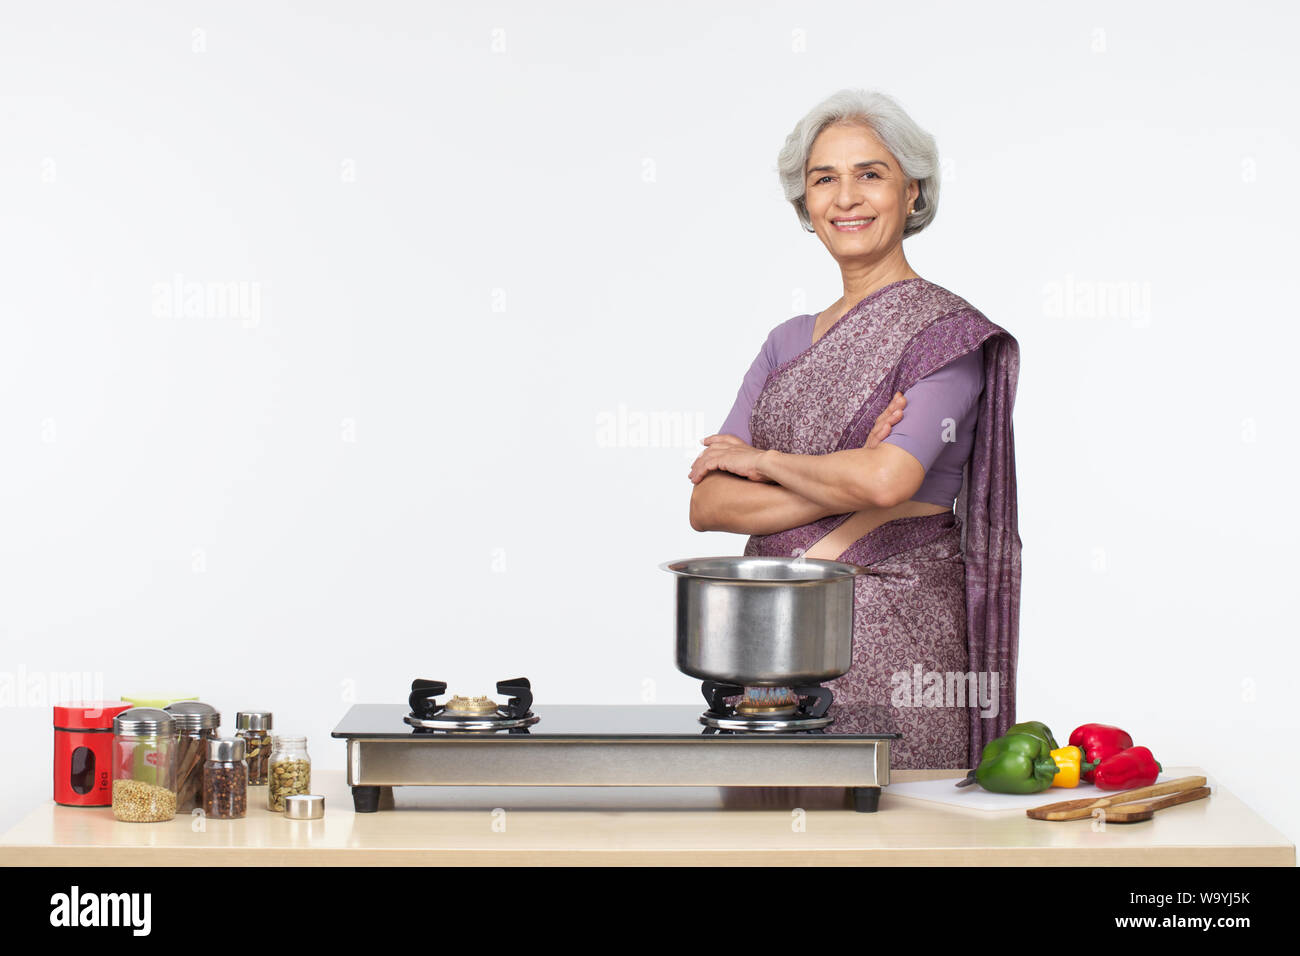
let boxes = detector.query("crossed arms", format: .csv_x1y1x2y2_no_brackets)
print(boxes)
687,404,927,535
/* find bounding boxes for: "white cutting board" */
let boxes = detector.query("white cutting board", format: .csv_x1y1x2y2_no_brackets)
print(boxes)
885,772,1180,812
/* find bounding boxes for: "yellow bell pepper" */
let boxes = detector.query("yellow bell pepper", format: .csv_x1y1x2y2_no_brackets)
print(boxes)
1049,745,1099,787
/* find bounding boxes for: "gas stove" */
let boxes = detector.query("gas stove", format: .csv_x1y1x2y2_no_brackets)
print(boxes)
331,677,901,812
405,677,539,731
699,680,835,732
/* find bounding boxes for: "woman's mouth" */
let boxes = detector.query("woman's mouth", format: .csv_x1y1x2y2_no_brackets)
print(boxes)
832,217,875,232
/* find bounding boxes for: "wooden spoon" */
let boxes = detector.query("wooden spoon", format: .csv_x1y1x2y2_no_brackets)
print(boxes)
1102,786,1211,823
1026,775,1207,821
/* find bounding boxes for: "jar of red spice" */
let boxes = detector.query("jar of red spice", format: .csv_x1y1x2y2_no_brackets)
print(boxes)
203,738,248,819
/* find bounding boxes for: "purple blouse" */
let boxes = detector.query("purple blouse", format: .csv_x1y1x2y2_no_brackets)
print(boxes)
718,313,985,508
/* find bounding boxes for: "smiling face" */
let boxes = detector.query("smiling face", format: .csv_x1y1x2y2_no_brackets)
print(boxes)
802,122,918,263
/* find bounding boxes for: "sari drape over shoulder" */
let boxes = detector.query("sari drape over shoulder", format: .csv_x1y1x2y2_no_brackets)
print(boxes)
743,278,1022,768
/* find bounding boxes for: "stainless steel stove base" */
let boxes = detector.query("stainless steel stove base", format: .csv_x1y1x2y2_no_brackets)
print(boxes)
333,704,900,814
342,736,892,813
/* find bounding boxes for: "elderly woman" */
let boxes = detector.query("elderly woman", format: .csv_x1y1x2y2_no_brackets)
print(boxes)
687,89,1022,770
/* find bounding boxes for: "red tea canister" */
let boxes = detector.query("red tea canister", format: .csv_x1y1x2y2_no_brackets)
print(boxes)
53,701,132,806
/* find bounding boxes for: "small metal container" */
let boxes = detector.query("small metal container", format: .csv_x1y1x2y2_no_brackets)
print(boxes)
661,555,868,686
284,794,324,819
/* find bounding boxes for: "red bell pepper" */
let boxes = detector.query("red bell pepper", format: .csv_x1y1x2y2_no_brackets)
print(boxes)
1092,746,1163,790
1069,723,1133,783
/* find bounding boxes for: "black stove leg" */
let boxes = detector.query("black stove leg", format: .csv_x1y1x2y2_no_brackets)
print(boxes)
851,786,882,813
352,785,382,813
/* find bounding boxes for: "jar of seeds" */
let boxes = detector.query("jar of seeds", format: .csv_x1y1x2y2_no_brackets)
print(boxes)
203,738,248,819
111,708,177,822
234,710,273,785
165,701,220,813
267,736,310,811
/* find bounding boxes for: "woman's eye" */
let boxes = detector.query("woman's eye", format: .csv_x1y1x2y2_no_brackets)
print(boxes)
814,171,878,184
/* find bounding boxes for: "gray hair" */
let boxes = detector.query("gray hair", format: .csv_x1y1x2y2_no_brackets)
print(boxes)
777,89,940,238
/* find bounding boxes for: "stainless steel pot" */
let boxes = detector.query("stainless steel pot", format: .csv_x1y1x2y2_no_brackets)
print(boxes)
661,555,870,687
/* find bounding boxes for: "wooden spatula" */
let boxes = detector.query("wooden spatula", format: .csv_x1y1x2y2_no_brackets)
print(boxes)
1102,786,1211,822
1026,775,1207,821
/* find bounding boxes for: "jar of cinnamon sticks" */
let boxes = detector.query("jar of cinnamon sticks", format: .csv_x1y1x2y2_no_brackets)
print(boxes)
165,701,220,813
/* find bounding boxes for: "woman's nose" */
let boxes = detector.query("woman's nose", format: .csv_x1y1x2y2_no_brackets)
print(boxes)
837,185,866,209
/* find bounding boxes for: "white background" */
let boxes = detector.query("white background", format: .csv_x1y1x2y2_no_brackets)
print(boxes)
3,1,1298,849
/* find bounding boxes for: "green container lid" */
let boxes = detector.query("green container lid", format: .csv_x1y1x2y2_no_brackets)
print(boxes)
121,694,198,709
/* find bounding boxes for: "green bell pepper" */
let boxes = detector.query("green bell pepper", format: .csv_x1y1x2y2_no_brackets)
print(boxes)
975,732,1060,794
1003,720,1059,754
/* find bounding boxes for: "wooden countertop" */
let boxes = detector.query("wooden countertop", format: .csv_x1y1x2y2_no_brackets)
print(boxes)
2,767,1292,866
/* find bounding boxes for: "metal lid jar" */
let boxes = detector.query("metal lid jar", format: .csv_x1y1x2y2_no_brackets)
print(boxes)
165,701,221,813
234,710,273,785
111,708,177,822
267,736,310,812
202,738,248,819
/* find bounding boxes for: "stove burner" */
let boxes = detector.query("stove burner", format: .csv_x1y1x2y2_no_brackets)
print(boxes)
699,680,833,733
443,695,498,717
405,677,540,731
734,686,799,717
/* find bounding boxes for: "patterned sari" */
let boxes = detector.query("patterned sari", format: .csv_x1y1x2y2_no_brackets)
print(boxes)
744,277,1022,768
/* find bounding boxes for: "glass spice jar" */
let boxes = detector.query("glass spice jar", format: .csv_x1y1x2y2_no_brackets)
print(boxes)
202,738,248,819
111,708,177,822
165,701,220,813
267,736,310,812
234,710,273,785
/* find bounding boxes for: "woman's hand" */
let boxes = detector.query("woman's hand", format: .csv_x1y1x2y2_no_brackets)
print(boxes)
689,434,772,484
865,392,907,448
